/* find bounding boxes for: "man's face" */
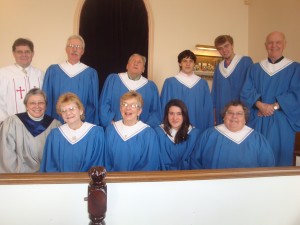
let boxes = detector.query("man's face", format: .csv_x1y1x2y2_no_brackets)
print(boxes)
265,32,286,61
179,57,195,75
13,45,34,68
126,55,145,78
216,41,234,60
65,38,84,64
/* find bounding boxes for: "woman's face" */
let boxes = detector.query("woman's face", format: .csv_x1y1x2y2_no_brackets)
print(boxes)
26,94,46,118
168,106,183,130
60,102,83,127
120,97,142,126
223,105,246,132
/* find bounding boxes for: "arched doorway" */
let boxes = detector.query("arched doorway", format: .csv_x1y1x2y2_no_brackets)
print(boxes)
79,0,149,90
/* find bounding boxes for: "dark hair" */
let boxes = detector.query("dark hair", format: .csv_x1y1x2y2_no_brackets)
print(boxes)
221,100,249,122
163,99,191,144
177,50,196,64
12,38,34,52
214,35,234,48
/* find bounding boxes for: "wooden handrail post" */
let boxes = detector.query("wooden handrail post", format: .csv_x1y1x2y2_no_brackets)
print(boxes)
87,166,107,225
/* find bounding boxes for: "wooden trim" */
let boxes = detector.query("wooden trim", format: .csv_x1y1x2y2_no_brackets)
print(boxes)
1,167,300,185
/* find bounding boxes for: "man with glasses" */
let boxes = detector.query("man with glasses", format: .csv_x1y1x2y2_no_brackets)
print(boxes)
42,35,100,124
0,38,44,123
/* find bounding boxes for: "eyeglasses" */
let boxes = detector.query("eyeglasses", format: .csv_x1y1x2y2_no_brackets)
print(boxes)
67,44,83,49
28,101,46,107
120,103,140,108
61,106,78,114
225,111,244,117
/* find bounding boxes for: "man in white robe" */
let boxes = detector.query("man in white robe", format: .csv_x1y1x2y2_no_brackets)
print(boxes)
0,38,44,122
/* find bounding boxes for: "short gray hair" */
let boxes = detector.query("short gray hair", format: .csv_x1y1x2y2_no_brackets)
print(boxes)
23,88,47,106
66,34,85,50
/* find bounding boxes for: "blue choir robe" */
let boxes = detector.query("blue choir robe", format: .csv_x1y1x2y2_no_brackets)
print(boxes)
0,113,60,173
160,72,214,133
212,55,253,125
99,72,162,128
190,124,275,169
42,62,99,124
40,122,105,172
155,125,200,170
240,58,300,166
104,120,161,171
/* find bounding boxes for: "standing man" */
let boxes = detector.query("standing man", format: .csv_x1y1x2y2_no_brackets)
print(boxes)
241,31,300,166
212,35,253,125
99,53,162,128
42,35,99,124
0,38,44,122
160,50,213,133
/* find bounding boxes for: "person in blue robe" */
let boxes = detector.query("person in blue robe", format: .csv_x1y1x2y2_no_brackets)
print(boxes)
190,100,275,169
42,35,99,125
155,99,200,170
104,91,160,171
212,35,253,125
240,31,300,166
40,92,105,172
99,53,162,128
0,88,61,173
160,50,214,134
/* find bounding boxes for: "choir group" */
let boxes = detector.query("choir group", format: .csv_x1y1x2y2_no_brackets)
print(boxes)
1,30,300,173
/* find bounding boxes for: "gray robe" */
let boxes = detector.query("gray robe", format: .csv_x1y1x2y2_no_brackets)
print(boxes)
0,114,61,173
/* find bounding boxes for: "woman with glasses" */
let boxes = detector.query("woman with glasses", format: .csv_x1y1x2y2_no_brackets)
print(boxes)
104,90,160,171
190,100,275,169
0,88,61,173
155,99,200,170
40,92,105,172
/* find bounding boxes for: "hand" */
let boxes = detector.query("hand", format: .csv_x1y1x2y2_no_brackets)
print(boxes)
256,101,275,117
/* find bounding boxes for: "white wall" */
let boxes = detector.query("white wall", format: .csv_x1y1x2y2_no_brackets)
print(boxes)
0,0,249,91
1,175,300,225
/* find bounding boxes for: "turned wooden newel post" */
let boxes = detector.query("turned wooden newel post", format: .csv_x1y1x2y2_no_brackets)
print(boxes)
88,166,107,225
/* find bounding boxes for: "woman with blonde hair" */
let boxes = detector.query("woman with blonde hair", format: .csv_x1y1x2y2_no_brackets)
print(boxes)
40,92,105,172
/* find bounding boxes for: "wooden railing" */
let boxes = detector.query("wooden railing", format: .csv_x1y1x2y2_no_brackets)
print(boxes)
1,166,300,185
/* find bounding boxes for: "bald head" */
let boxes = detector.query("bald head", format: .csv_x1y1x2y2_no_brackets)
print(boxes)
265,31,286,62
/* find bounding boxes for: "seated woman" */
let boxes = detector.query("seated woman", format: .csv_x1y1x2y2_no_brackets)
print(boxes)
155,99,200,170
0,88,61,173
40,92,105,172
190,100,275,169
105,91,160,171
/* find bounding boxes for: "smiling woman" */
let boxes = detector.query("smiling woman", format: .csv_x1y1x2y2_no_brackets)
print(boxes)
0,88,61,173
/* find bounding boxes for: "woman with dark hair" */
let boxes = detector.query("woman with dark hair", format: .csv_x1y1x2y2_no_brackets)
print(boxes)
155,99,200,170
190,100,275,169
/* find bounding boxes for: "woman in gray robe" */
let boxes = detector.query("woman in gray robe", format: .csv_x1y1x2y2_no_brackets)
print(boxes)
0,88,61,173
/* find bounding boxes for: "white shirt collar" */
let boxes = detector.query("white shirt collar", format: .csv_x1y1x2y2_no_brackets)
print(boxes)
119,72,148,90
215,124,253,144
59,122,95,144
114,120,149,141
219,55,243,78
175,72,201,88
260,57,293,76
59,61,88,77
159,124,192,143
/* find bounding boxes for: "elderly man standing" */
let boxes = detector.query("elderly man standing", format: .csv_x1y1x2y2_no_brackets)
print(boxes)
99,53,162,128
0,38,44,123
42,35,99,124
241,31,300,166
